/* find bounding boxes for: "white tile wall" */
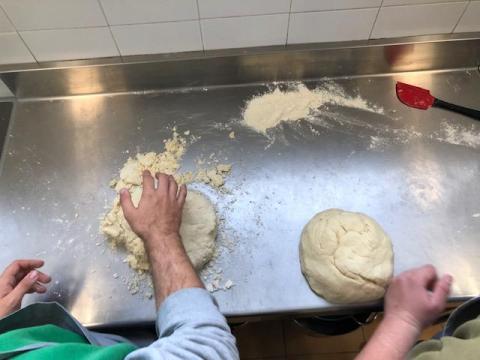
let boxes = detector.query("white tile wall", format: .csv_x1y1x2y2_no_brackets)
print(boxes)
0,32,34,64
0,0,479,65
201,14,289,50
0,0,106,30
372,2,467,38
0,7,13,32
198,0,291,18
383,0,464,5
112,21,202,56
455,1,480,32
99,0,198,25
291,0,381,12
21,27,118,62
288,8,378,44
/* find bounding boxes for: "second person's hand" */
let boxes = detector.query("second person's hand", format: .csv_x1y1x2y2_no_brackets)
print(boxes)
384,264,452,332
0,259,51,318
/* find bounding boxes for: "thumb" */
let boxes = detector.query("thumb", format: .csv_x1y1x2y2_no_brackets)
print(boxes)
119,188,135,220
6,270,38,306
431,274,452,310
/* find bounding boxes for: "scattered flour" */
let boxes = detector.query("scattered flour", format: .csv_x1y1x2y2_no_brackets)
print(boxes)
434,122,480,148
242,83,383,134
368,136,387,150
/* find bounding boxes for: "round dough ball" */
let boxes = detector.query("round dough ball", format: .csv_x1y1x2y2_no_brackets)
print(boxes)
299,209,393,304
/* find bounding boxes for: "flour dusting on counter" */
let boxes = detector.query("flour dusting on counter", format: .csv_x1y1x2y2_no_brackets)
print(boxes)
242,83,383,134
433,122,480,148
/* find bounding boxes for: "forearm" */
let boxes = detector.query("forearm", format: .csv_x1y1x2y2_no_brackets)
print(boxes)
357,316,420,360
145,233,203,308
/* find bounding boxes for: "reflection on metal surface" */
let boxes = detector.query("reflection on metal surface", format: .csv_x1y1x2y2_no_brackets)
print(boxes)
437,254,479,297
66,68,105,95
70,280,100,326
68,95,105,122
405,148,444,211
1,36,479,99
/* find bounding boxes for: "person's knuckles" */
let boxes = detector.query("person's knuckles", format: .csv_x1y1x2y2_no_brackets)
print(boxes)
9,261,21,272
420,264,436,277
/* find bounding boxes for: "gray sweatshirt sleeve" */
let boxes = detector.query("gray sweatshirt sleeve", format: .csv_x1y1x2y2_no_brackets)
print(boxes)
125,288,239,360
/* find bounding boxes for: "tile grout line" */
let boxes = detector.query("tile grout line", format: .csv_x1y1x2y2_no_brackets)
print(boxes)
451,0,470,33
368,0,385,40
195,0,206,53
285,0,293,46
14,25,117,32
0,4,38,63
96,0,123,61
9,1,461,33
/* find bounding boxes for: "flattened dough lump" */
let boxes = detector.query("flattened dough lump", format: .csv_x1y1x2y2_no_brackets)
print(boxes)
180,191,217,269
299,209,393,304
101,190,217,272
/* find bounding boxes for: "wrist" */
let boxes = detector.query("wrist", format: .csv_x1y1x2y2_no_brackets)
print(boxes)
384,311,424,334
379,314,423,354
143,232,181,249
358,314,422,360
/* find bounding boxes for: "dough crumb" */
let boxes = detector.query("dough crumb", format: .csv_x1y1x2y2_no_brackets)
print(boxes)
228,131,235,139
194,164,231,188
224,280,234,289
128,278,140,295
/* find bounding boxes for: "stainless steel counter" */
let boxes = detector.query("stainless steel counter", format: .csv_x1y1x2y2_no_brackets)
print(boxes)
1,37,480,327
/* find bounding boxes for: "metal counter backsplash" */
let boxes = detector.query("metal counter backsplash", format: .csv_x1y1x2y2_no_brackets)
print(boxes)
0,34,479,100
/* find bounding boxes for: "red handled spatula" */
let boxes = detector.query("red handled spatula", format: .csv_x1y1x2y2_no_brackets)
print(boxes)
396,82,480,121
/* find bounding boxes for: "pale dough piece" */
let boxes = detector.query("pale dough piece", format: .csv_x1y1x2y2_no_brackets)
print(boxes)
299,209,393,304
101,190,217,272
179,191,217,269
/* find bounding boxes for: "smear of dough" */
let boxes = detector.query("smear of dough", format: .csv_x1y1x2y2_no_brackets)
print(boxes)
243,83,382,134
299,209,393,304
101,131,231,273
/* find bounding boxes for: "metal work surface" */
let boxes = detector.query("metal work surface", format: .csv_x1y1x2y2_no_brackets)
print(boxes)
0,102,12,158
1,40,480,327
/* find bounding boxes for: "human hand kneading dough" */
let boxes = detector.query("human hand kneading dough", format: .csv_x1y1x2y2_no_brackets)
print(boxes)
120,171,186,249
384,265,452,331
119,171,203,307
357,265,452,360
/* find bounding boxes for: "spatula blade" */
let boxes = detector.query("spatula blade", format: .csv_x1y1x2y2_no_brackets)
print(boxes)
396,82,435,110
